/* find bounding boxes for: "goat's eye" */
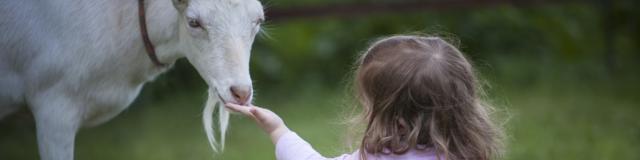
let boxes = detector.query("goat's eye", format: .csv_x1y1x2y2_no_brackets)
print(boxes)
188,19,201,28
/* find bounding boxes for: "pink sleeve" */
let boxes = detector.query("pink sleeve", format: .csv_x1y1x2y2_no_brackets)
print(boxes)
275,131,358,160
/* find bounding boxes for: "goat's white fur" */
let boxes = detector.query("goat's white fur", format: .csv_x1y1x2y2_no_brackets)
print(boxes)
202,88,231,153
0,0,263,159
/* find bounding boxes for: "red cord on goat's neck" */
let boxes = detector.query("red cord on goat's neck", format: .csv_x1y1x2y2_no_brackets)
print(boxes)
138,0,166,67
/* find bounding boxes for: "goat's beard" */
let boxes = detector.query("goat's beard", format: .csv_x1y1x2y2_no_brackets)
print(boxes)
203,88,230,154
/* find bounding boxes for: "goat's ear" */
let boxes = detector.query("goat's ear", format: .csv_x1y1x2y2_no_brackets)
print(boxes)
172,0,189,12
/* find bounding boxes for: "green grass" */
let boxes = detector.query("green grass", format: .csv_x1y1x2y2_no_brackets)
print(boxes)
1,76,639,160
498,80,640,160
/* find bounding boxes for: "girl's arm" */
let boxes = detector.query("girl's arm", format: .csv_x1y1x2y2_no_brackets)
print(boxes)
276,130,355,160
225,104,356,160
225,103,289,144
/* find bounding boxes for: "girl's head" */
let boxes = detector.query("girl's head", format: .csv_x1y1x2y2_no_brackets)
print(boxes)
353,35,502,160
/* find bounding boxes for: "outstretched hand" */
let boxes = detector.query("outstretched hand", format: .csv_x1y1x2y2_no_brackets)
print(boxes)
225,103,290,144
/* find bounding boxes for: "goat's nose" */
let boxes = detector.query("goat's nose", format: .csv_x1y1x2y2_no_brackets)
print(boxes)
230,85,252,105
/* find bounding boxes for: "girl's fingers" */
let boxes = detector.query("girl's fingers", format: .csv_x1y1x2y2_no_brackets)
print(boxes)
225,104,263,123
248,106,271,122
225,103,253,116
249,108,265,122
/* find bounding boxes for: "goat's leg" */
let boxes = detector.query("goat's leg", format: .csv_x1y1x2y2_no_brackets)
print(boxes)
31,97,81,160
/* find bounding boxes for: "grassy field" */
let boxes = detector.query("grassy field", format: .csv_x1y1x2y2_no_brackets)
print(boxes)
497,80,640,159
1,72,639,160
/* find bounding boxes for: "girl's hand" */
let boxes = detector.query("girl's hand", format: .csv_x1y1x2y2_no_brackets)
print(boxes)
225,103,290,144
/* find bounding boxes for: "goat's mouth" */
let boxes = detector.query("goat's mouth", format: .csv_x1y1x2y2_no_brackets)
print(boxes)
217,93,247,106
212,86,252,106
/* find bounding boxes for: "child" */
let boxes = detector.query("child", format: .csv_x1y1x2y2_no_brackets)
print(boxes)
226,35,503,160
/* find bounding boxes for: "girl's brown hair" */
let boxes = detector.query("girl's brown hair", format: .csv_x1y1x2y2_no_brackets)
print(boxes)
353,35,503,160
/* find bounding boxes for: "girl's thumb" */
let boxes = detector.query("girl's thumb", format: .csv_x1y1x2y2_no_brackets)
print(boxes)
250,108,266,122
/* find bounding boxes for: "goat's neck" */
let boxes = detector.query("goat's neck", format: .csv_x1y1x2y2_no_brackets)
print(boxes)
118,0,183,83
144,0,183,65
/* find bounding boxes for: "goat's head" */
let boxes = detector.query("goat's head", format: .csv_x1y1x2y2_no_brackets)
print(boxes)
170,0,263,153
173,0,263,105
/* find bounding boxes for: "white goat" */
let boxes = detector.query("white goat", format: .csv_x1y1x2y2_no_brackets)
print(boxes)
0,0,263,159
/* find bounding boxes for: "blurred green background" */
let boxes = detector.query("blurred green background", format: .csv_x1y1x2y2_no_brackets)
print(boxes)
1,0,639,159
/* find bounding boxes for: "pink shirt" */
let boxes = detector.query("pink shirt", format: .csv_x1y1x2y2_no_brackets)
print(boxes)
276,131,438,160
